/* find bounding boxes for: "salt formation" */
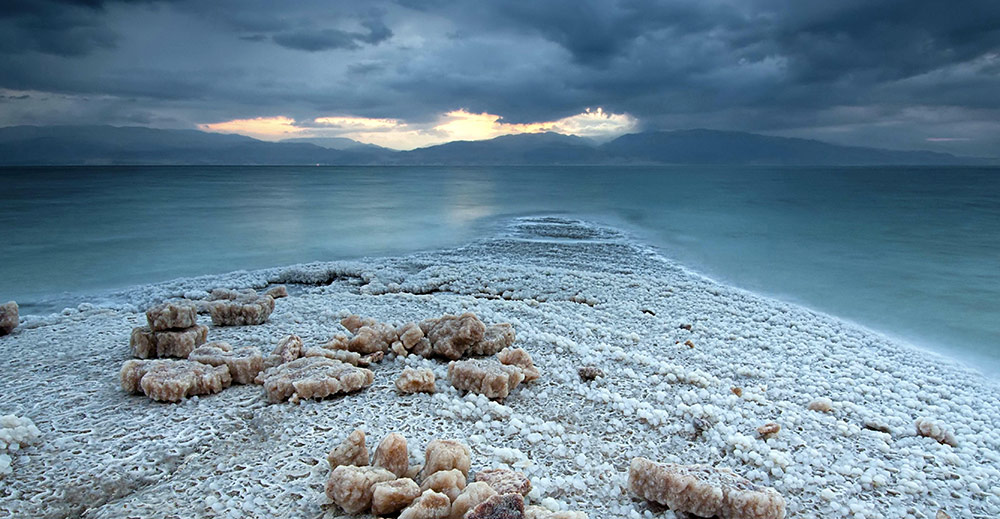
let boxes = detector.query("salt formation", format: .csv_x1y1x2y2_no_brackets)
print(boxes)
254,357,374,403
373,432,409,477
915,417,958,447
756,422,781,438
396,322,431,357
474,468,532,496
448,358,526,400
466,493,526,519
328,429,369,469
372,478,422,515
264,285,288,299
187,342,264,384
420,468,467,502
348,321,399,354
467,323,516,356
129,324,208,358
525,506,588,519
271,334,304,364
145,301,198,331
304,347,362,366
209,294,275,326
325,465,396,514
577,365,604,381
496,347,540,382
0,301,19,336
399,489,451,519
420,313,486,359
119,359,231,402
424,439,472,477
628,457,786,519
1,414,41,478
451,482,498,519
396,367,436,394
808,397,833,412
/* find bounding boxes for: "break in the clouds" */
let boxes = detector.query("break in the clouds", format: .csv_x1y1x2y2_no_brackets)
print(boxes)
0,0,998,155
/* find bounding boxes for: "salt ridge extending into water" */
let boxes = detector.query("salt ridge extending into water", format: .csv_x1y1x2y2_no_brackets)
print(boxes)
1,216,998,518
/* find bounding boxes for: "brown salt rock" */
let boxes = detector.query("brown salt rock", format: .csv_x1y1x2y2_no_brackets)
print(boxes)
397,322,431,356
304,347,362,366
424,439,471,478
396,367,436,394
373,432,409,477
448,358,525,400
466,493,525,519
496,347,539,382
120,359,231,402
187,342,264,384
254,357,374,403
578,366,604,382
130,324,208,358
209,288,239,300
327,429,369,469
348,322,399,354
145,301,198,331
420,313,486,359
325,333,351,351
451,482,498,519
271,334,304,364
406,464,423,481
399,489,451,519
209,295,274,326
372,478,422,515
474,468,531,496
0,301,19,336
361,351,384,365
420,468,466,502
757,422,781,439
468,323,516,356
628,457,786,519
342,314,377,334
325,465,395,514
915,417,958,447
264,285,288,299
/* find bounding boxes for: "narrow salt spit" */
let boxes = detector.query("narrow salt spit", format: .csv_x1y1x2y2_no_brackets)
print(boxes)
0,216,998,518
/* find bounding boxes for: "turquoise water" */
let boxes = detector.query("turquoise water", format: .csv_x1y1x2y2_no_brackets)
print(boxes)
1,165,998,373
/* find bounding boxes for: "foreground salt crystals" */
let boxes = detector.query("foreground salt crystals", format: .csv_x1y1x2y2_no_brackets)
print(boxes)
188,342,264,384
271,334,304,364
420,313,486,359
325,465,396,514
421,468,467,501
628,457,786,519
0,301,19,336
451,482,498,519
373,478,422,515
496,347,540,382
467,323,516,356
374,432,409,477
129,324,208,358
209,294,275,326
474,468,532,496
399,489,451,519
448,358,526,400
396,367,436,394
915,417,958,446
120,359,232,402
424,439,472,477
328,429,369,469
1,414,41,478
145,301,198,331
255,357,374,403
467,493,526,519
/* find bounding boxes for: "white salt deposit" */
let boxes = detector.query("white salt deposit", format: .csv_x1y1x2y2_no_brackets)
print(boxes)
0,414,41,478
1,217,998,518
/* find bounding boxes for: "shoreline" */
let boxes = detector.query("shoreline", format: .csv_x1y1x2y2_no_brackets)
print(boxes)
2,217,998,517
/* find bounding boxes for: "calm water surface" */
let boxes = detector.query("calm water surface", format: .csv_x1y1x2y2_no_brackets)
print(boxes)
1,166,998,374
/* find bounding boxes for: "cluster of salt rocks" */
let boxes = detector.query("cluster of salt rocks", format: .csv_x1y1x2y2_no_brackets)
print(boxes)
325,430,581,518
0,301,18,336
205,286,284,326
130,301,209,359
0,414,41,479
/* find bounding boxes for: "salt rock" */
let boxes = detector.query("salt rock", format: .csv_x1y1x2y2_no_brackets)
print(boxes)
496,347,539,382
254,357,374,403
188,342,264,384
209,295,275,326
209,288,239,300
342,314,377,334
915,417,958,446
466,493,525,519
361,351,384,365
272,334,304,364
808,397,834,412
325,333,351,351
373,478,422,515
396,367,436,394
628,457,786,519
328,429,369,469
421,468,466,502
130,325,208,359
406,464,423,481
578,366,604,381
421,313,486,359
757,422,781,439
145,301,198,331
374,432,409,477
399,489,451,519
468,323,516,356
524,506,588,519
264,285,288,299
474,468,531,496
451,482,498,519
325,465,396,514
120,359,231,402
349,322,398,354
448,359,525,400
398,322,430,354
0,301,18,336
424,439,471,477
304,347,362,366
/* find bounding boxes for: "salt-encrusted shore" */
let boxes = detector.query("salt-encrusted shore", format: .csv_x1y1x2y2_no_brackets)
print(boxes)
1,217,998,518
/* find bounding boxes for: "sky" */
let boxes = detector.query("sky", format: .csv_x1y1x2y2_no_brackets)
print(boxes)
0,0,998,154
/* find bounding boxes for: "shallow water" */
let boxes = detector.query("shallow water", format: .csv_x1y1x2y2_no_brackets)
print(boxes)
1,165,998,373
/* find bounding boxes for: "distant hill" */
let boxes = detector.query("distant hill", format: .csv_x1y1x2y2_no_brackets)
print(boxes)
280,136,387,151
0,125,978,166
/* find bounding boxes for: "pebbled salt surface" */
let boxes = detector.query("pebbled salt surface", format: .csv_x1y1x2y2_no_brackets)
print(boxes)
1,216,998,518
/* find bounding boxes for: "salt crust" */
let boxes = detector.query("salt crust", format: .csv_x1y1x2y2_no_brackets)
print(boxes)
254,357,374,403
448,358,526,400
475,467,532,496
209,294,275,326
373,478,422,515
496,347,540,382
328,429,369,469
187,342,264,384
373,432,409,477
451,482,498,519
424,438,472,478
144,301,198,331
915,417,958,447
525,505,588,519
399,489,451,519
1,414,41,478
325,465,396,514
467,493,526,519
420,467,467,502
129,324,208,358
0,301,19,336
628,457,786,519
119,359,231,402
396,367,437,394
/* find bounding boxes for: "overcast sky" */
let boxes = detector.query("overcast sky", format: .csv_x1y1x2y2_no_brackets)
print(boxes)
1,0,998,154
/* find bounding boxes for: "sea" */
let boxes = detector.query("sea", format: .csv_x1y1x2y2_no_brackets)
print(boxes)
1,165,998,374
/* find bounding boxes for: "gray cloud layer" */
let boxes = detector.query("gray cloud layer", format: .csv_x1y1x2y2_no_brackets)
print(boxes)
0,0,998,155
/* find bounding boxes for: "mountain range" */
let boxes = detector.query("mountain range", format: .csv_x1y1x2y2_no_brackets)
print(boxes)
0,125,984,166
